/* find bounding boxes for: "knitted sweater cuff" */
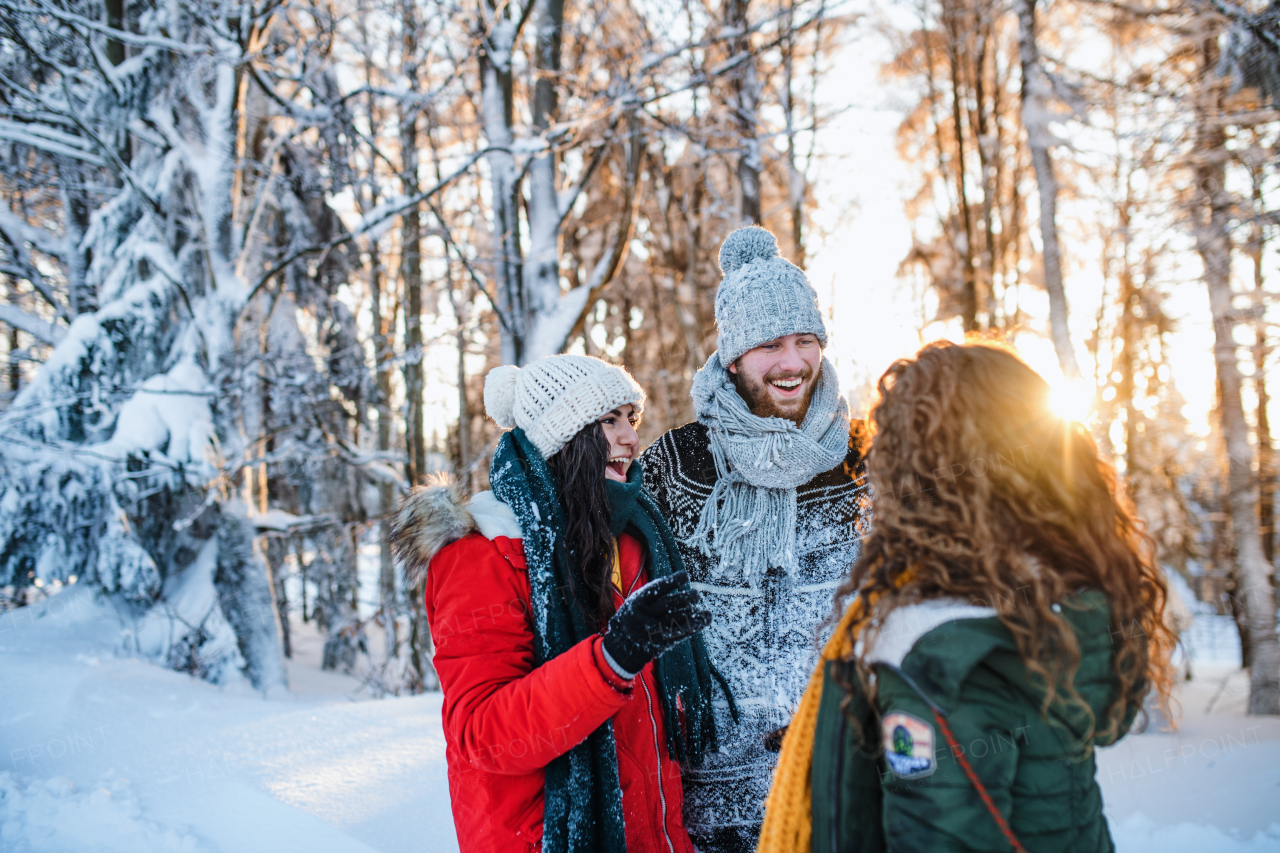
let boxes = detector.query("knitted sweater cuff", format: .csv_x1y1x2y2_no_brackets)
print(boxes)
600,642,638,681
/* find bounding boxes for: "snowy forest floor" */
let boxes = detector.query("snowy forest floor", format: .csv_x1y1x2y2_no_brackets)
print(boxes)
2,586,1278,853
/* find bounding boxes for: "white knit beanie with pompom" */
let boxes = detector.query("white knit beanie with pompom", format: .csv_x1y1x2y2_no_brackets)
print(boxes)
483,355,646,459
714,226,828,366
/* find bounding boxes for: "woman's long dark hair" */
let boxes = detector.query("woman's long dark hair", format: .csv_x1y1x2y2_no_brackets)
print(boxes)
547,421,616,627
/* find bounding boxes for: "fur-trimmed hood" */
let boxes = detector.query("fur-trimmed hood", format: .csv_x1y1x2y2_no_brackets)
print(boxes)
856,598,997,668
390,479,522,589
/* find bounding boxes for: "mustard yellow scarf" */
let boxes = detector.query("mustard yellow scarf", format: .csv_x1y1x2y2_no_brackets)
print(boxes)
758,571,915,853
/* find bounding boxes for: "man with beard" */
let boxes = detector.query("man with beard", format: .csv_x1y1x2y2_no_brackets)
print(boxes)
640,226,871,853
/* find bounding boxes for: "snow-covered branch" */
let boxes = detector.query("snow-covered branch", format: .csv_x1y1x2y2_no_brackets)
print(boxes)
0,212,69,321
0,119,106,165
0,2,215,54
0,303,64,345
240,146,498,313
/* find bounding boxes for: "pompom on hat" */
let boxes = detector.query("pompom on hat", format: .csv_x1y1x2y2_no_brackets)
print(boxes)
718,225,780,274
483,355,646,460
714,226,827,366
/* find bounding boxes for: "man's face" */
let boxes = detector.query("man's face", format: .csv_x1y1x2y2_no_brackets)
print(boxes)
728,333,823,424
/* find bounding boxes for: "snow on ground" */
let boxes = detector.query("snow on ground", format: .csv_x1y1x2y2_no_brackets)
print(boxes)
1,587,456,853
1100,572,1279,850
1100,663,1280,851
2,584,1278,852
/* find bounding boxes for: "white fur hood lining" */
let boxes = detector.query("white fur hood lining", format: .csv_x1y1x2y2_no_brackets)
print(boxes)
857,598,997,669
466,491,522,540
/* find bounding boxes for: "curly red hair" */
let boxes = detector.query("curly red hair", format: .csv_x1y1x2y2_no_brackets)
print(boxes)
838,340,1174,739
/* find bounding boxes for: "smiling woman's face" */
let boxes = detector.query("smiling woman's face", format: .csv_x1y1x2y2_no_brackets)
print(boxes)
600,404,640,482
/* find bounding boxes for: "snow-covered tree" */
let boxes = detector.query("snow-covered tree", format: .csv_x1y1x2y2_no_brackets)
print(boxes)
0,0,284,687
1189,1,1280,715
0,0,388,689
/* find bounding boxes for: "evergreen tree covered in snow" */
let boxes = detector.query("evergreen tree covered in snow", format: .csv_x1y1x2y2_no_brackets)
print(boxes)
0,0,372,689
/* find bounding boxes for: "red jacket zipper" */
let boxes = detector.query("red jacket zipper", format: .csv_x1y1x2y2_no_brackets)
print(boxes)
639,674,676,853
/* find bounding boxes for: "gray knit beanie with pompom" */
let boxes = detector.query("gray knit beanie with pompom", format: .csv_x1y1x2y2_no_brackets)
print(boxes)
714,226,827,366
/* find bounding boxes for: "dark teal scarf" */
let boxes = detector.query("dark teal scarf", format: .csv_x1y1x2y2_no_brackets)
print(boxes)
605,459,719,762
489,428,718,853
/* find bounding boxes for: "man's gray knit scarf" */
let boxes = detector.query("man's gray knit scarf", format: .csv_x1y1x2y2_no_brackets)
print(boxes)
689,352,850,589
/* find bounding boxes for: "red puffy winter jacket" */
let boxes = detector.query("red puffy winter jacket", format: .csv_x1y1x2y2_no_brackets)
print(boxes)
422,496,697,853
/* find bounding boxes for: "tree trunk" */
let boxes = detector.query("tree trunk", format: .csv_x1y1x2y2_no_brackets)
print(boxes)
481,4,525,364
475,0,630,365
1114,160,1139,478
105,0,126,66
1198,37,1280,713
972,13,998,326
408,589,437,691
943,0,978,332
1003,130,1027,330
1258,366,1274,562
727,0,761,224
456,324,471,488
103,0,130,172
676,175,709,379
1252,159,1274,566
524,0,568,361
5,275,18,396
215,511,287,691
358,14,402,682
371,238,400,674
401,0,426,486
265,536,292,659
990,25,1011,328
1017,0,1081,379
59,163,95,315
1118,222,1138,481
781,0,805,265
6,325,17,395
918,4,963,323
453,275,472,492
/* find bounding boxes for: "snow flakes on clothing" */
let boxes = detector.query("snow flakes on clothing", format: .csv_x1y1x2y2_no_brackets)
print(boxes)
640,420,871,851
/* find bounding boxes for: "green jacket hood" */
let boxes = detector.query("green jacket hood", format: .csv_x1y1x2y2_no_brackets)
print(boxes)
865,589,1124,746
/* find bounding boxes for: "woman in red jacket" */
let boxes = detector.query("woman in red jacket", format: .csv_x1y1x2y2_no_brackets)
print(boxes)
392,355,720,853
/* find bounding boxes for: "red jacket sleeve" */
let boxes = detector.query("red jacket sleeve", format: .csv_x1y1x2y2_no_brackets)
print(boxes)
425,532,634,775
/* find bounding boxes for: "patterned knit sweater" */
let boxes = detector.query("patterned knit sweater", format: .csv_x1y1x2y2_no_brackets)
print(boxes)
640,420,871,853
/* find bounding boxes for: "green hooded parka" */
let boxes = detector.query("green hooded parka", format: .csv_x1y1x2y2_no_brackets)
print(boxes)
810,590,1141,853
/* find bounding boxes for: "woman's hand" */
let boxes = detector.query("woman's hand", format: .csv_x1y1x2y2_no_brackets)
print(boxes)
603,570,712,676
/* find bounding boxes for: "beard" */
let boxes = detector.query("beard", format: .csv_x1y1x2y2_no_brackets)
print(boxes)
731,362,818,424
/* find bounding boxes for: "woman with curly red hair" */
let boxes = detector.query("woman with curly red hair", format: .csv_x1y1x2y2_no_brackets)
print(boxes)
759,340,1174,853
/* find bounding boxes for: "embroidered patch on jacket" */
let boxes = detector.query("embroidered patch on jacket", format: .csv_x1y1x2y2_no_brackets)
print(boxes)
883,712,937,779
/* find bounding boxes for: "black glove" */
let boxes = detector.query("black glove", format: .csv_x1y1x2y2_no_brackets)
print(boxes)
602,570,712,676
763,725,789,753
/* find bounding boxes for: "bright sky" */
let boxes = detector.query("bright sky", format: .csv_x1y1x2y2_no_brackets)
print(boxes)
801,12,919,415
804,12,1240,436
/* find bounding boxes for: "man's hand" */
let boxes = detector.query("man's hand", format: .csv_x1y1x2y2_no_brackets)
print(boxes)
603,570,711,676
